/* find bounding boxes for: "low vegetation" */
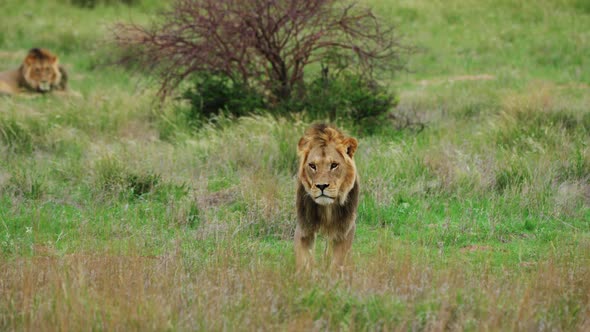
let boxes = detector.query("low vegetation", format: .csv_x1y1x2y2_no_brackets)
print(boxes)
1,0,589,330
113,0,407,127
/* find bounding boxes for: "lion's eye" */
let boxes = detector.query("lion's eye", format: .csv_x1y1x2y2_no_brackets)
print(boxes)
308,163,316,171
330,163,339,170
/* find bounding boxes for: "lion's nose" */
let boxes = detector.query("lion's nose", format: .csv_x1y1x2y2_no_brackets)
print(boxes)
315,184,329,191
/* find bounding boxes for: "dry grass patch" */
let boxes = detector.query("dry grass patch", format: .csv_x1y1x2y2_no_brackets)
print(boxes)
2,237,589,331
423,143,497,193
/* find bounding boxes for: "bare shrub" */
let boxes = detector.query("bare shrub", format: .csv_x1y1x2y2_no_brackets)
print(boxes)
113,0,407,101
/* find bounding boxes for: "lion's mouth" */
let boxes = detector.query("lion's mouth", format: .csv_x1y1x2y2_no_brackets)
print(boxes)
38,82,51,92
314,194,335,205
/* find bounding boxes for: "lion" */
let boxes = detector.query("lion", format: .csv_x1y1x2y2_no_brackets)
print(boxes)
295,123,359,273
0,48,68,96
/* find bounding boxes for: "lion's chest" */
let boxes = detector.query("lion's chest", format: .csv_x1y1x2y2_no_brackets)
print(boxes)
320,206,333,224
319,211,338,238
317,205,355,240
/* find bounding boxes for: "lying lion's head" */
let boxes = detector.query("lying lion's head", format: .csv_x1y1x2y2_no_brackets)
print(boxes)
20,48,62,93
297,124,358,206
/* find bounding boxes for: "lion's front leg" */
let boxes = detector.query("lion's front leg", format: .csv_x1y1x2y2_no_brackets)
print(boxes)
294,224,315,272
330,222,355,273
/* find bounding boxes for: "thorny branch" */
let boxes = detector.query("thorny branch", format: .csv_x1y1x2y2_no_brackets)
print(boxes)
113,0,410,100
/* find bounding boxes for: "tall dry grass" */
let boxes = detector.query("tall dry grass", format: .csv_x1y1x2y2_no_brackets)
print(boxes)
2,236,589,331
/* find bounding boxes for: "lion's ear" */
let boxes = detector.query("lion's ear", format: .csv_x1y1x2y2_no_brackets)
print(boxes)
344,137,358,158
24,54,36,66
44,52,58,64
297,137,308,154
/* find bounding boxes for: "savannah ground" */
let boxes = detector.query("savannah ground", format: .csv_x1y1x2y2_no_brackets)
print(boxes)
1,0,589,330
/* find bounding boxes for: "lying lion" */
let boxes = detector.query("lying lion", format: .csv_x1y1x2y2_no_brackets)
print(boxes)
0,48,69,96
295,123,359,273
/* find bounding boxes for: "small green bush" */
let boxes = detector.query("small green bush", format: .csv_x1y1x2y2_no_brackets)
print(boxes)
2,169,45,200
70,0,139,8
127,172,160,198
181,73,265,124
179,71,397,133
0,119,33,154
94,155,127,192
289,72,398,133
495,163,531,193
572,0,590,14
94,155,186,200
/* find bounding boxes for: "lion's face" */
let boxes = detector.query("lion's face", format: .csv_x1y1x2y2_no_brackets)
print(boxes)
21,49,62,93
298,125,358,206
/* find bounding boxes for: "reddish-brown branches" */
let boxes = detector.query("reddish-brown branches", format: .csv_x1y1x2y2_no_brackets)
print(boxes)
113,0,407,100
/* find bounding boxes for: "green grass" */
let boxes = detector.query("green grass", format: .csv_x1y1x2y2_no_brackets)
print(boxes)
1,0,589,330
